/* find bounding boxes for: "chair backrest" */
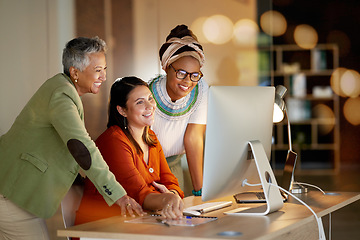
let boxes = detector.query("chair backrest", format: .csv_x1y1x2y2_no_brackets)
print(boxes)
61,184,84,229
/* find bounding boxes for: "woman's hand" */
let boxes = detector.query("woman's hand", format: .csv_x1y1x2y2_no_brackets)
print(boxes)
116,194,145,217
152,181,170,193
160,193,184,220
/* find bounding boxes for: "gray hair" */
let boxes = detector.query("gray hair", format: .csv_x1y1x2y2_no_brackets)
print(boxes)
62,36,107,77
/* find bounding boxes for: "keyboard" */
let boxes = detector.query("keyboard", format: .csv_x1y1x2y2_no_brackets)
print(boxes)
183,201,233,216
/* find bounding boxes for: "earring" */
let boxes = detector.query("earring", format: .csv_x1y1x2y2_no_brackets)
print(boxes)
75,79,78,83
124,117,127,130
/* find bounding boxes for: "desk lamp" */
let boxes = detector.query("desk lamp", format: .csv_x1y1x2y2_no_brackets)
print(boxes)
273,85,307,194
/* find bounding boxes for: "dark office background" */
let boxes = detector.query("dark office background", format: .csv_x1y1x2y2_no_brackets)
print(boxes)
258,0,360,168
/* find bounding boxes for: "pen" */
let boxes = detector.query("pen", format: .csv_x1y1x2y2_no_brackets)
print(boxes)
156,218,170,227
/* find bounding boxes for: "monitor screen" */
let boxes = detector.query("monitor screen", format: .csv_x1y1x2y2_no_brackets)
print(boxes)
202,86,275,202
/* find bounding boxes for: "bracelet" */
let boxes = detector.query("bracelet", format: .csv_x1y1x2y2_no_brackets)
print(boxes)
192,188,202,196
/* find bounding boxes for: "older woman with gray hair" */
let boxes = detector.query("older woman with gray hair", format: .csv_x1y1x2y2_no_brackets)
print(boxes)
0,36,144,240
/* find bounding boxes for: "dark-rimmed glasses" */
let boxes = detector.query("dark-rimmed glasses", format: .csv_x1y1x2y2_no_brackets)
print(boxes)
169,64,203,82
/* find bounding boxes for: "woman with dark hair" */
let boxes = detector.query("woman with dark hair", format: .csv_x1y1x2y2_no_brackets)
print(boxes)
149,24,208,196
0,37,143,240
75,77,184,225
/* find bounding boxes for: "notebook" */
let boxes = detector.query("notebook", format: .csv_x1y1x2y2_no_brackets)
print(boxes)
233,150,297,203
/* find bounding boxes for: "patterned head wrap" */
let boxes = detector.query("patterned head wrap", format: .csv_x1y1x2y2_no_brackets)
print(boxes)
160,36,205,71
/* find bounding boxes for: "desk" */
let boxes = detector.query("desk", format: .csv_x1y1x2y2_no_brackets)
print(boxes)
58,191,360,240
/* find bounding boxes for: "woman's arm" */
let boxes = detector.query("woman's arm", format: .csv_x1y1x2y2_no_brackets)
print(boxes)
143,192,183,219
49,85,128,206
184,123,206,192
152,181,181,196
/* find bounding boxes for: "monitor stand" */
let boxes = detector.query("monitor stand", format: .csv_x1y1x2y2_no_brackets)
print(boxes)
225,140,284,216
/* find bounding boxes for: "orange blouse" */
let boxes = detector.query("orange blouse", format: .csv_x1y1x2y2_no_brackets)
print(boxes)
75,125,184,225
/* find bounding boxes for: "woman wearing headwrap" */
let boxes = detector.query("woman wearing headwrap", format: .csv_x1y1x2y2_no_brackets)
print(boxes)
149,25,208,196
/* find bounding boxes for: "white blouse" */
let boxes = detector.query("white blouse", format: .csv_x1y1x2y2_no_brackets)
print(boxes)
149,75,208,157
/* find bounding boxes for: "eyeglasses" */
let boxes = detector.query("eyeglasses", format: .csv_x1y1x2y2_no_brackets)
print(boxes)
169,64,203,82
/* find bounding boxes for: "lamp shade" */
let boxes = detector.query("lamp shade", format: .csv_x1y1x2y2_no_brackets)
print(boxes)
273,85,287,123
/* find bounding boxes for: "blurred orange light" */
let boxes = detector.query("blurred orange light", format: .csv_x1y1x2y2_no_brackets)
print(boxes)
340,69,360,98
294,24,318,49
191,17,209,44
260,10,287,37
343,97,360,125
203,15,233,45
233,19,259,46
313,104,335,135
330,67,347,97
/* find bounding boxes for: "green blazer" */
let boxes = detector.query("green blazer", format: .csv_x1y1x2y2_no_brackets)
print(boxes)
0,73,126,218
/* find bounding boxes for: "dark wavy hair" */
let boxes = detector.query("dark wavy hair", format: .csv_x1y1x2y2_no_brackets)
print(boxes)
108,76,156,154
159,24,203,62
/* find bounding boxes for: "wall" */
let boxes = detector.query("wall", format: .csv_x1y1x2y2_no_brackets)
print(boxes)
0,1,75,239
75,0,134,139
0,0,75,135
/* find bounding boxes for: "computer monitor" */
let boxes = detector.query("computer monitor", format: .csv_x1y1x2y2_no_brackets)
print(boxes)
202,86,283,215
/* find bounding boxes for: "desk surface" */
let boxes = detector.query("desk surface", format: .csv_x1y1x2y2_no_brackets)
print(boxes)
58,191,360,240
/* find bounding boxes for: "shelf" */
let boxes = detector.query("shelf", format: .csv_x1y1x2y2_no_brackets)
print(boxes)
261,44,340,172
260,69,335,77
277,118,335,124
288,95,335,101
273,143,337,150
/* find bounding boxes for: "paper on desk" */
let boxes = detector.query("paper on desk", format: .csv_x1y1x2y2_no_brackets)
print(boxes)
125,216,217,227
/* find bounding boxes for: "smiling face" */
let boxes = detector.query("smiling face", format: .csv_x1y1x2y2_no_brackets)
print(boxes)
71,52,107,96
165,56,201,102
118,85,156,131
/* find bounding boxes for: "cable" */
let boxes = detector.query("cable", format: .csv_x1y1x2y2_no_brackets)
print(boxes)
294,181,326,194
242,179,262,187
271,183,326,240
293,181,331,240
242,180,326,240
